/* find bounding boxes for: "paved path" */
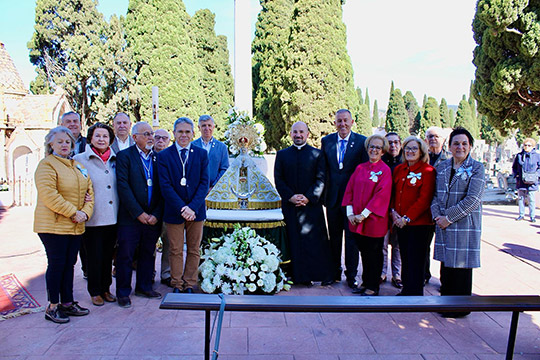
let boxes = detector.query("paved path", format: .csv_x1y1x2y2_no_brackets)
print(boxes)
0,205,539,359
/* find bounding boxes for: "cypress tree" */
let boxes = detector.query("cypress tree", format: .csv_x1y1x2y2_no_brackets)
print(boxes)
439,98,451,128
125,0,206,129
472,0,540,134
403,91,420,135
454,98,474,133
372,99,380,128
364,88,370,115
252,0,294,150
191,9,234,139
449,108,456,127
28,0,107,124
283,0,362,145
418,97,441,138
356,87,363,105
385,88,409,140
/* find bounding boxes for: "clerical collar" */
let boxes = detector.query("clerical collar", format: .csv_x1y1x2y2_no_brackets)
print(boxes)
293,143,307,150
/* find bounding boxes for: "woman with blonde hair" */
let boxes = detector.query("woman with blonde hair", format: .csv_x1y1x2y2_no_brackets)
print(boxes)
34,126,94,323
391,136,436,295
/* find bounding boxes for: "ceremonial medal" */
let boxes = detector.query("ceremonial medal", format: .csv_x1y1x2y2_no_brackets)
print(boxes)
181,177,187,186
147,178,153,187
339,162,343,170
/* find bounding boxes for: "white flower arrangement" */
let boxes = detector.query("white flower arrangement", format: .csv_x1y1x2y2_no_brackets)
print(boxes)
224,107,266,157
199,226,290,295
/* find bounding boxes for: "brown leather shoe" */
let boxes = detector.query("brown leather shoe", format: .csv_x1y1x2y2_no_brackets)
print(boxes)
102,292,116,303
91,295,104,306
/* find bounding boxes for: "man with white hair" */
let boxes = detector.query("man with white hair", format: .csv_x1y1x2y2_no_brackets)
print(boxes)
115,122,163,307
111,112,135,154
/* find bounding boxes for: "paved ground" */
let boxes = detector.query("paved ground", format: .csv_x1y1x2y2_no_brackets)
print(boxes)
0,204,539,359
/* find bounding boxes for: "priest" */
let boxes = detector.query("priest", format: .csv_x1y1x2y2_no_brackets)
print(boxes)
274,121,332,285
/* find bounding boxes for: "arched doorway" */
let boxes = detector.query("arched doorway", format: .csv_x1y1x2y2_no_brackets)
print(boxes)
12,146,35,206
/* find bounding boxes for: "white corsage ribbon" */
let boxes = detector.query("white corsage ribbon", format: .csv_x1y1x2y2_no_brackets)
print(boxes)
369,170,382,183
407,171,421,185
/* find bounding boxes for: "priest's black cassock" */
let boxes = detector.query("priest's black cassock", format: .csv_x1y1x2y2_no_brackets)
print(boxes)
274,144,332,283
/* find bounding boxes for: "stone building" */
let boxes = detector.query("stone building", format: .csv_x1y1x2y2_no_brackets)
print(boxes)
0,42,72,207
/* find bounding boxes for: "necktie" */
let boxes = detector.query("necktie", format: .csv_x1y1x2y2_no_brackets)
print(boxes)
180,148,187,163
339,139,347,165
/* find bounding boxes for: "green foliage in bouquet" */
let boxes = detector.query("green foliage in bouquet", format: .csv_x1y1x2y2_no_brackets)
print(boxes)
199,226,290,295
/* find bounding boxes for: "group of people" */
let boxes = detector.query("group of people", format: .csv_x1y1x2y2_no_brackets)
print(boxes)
35,106,494,324
275,109,486,318
34,112,228,323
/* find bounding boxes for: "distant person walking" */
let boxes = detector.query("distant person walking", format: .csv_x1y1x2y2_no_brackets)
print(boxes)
512,138,540,223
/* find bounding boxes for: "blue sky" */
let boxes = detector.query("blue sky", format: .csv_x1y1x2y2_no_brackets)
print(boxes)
0,0,476,108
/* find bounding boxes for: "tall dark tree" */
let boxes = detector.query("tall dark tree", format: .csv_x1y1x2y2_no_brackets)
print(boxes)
356,87,363,105
95,15,138,123
372,99,380,128
454,98,475,135
418,97,441,138
472,0,540,134
191,9,234,138
449,108,456,127
403,91,421,134
385,88,409,140
28,0,107,124
439,97,451,128
252,0,294,150
364,88,370,115
283,0,362,145
125,0,206,129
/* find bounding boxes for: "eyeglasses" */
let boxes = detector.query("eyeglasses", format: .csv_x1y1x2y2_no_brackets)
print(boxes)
404,146,419,152
135,132,154,138
368,145,383,151
154,135,169,141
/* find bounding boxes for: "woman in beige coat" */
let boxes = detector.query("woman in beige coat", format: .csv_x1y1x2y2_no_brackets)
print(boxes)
34,126,94,324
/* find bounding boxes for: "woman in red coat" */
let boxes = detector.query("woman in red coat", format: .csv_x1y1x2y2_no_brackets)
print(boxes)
391,136,436,295
342,134,392,296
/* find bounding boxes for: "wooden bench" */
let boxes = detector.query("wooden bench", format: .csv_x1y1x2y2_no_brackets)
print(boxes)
160,294,540,360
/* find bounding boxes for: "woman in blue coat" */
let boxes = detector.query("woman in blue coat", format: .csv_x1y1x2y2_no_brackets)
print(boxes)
512,138,540,223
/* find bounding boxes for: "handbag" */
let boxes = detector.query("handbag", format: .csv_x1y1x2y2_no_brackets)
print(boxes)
522,170,537,184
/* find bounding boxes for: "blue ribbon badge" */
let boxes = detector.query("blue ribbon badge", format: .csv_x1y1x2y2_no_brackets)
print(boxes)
370,170,382,183
456,166,473,180
407,171,421,185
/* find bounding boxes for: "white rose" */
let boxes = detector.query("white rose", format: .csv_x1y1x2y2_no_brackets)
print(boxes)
246,283,257,292
249,273,256,281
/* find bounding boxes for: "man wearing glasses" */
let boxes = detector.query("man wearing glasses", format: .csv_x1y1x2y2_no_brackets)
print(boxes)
424,126,449,285
116,122,163,308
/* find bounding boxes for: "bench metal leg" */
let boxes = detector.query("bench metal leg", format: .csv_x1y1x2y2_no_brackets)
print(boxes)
205,310,210,360
505,311,520,360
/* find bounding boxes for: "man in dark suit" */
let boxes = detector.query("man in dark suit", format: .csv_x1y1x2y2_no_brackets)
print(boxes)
61,111,86,155
321,109,368,288
275,121,332,285
116,121,162,308
111,112,135,154
157,117,209,294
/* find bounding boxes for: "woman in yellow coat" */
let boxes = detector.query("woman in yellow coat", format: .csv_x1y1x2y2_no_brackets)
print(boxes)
34,126,94,324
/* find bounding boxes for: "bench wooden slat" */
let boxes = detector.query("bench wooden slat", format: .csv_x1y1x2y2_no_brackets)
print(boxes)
160,294,540,313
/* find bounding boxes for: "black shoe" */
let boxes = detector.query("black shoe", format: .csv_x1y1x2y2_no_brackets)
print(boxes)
118,297,131,308
351,286,367,294
45,305,69,324
360,289,379,296
531,218,536,223
516,216,524,221
160,278,172,287
183,288,194,294
135,290,162,299
347,278,359,289
58,301,89,316
321,280,335,286
391,278,403,289
172,287,181,293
